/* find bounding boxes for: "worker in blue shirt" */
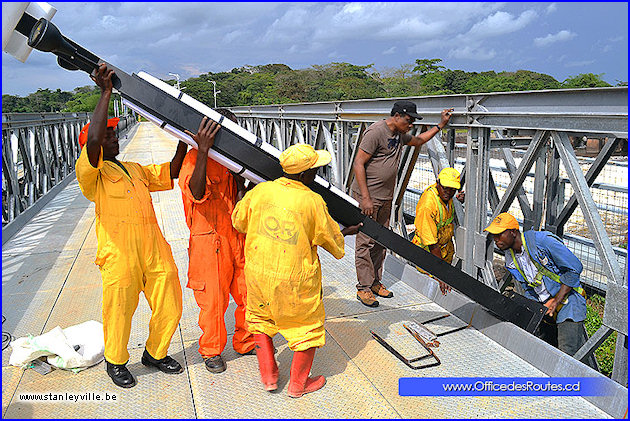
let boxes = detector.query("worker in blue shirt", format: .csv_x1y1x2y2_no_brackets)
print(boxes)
485,213,597,369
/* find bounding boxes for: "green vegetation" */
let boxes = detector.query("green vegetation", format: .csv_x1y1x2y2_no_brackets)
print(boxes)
3,86,120,115
3,58,622,113
585,294,617,377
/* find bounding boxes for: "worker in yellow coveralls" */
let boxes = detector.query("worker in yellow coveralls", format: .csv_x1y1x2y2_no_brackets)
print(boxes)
412,167,464,295
232,144,361,398
76,63,188,388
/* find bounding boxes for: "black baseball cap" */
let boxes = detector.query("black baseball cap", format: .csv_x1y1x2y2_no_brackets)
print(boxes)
391,100,423,120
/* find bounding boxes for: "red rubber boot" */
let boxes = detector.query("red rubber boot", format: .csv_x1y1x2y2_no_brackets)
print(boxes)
287,347,326,398
254,334,278,391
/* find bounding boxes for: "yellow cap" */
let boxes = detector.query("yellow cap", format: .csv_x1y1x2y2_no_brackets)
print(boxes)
279,144,331,174
484,212,520,234
438,167,461,189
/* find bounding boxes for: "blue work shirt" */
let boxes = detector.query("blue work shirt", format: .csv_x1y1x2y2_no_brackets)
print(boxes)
505,230,587,323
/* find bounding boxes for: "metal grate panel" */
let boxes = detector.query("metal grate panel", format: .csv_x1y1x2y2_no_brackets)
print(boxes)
3,342,194,419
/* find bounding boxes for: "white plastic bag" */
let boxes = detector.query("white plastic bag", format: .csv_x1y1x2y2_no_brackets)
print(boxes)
9,320,104,372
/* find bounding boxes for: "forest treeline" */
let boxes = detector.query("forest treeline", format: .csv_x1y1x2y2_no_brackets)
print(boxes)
3,59,625,113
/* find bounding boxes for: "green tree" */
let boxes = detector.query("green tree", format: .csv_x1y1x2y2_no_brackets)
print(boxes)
2,62,618,113
562,73,612,88
2,94,28,112
413,58,446,76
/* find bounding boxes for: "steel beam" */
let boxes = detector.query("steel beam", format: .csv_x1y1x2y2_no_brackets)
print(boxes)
343,122,367,191
553,131,624,285
611,334,628,386
603,283,628,336
573,326,614,363
462,127,491,282
446,129,456,167
392,142,421,236
488,172,500,212
495,131,534,222
544,147,562,233
491,130,548,222
232,88,628,137
556,137,622,235
532,144,547,229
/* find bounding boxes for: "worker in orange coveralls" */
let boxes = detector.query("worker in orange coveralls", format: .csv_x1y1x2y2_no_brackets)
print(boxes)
76,63,188,389
232,144,361,398
179,109,255,374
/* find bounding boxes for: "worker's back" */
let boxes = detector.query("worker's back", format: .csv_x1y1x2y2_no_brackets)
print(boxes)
232,176,345,285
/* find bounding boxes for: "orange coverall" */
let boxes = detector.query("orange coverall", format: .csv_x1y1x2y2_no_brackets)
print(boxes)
75,146,182,365
179,150,254,357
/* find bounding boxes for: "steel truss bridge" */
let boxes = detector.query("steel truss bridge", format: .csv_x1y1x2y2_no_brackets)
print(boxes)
230,87,628,384
2,87,628,396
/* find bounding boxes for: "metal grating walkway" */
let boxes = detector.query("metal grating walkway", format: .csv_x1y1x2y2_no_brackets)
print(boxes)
1,123,611,418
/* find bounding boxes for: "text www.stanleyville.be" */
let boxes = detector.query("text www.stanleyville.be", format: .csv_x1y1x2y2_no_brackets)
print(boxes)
18,392,118,402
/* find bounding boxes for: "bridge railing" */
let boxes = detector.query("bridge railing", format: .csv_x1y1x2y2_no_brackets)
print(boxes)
1,112,135,230
231,87,627,287
232,87,628,383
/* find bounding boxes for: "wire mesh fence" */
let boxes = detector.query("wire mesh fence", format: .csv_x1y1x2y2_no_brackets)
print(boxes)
404,140,628,295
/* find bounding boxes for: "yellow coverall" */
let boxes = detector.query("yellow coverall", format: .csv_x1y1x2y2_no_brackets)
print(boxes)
76,146,182,365
231,177,345,351
412,183,456,263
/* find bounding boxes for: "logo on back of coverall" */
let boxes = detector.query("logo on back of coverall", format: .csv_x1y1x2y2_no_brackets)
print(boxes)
258,204,299,245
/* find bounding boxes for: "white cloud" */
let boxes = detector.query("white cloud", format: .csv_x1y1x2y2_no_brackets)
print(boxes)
223,29,247,44
382,47,396,55
181,64,203,76
263,2,500,46
408,39,445,55
566,60,595,67
466,10,538,39
448,46,497,61
534,30,577,47
546,3,557,15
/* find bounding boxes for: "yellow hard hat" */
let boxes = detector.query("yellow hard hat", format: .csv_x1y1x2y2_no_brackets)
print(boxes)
279,144,331,174
485,212,520,234
438,167,461,189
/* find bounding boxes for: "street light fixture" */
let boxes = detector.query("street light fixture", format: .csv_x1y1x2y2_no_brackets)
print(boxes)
168,72,181,91
209,80,221,108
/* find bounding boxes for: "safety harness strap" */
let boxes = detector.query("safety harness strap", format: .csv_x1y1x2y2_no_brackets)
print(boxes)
509,233,586,299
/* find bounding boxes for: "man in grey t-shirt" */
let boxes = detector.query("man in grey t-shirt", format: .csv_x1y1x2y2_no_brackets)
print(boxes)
351,100,453,307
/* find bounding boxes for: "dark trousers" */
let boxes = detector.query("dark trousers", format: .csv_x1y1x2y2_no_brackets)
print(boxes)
536,316,598,369
352,192,392,292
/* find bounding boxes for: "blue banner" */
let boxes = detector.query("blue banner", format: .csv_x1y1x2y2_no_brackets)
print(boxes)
399,377,610,396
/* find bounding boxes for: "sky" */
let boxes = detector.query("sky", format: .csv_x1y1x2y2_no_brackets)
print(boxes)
2,2,628,97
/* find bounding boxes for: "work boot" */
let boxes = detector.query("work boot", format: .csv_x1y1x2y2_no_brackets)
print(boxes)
356,290,379,307
287,347,326,398
106,361,137,388
253,334,278,391
203,355,226,373
371,282,393,298
141,349,184,374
